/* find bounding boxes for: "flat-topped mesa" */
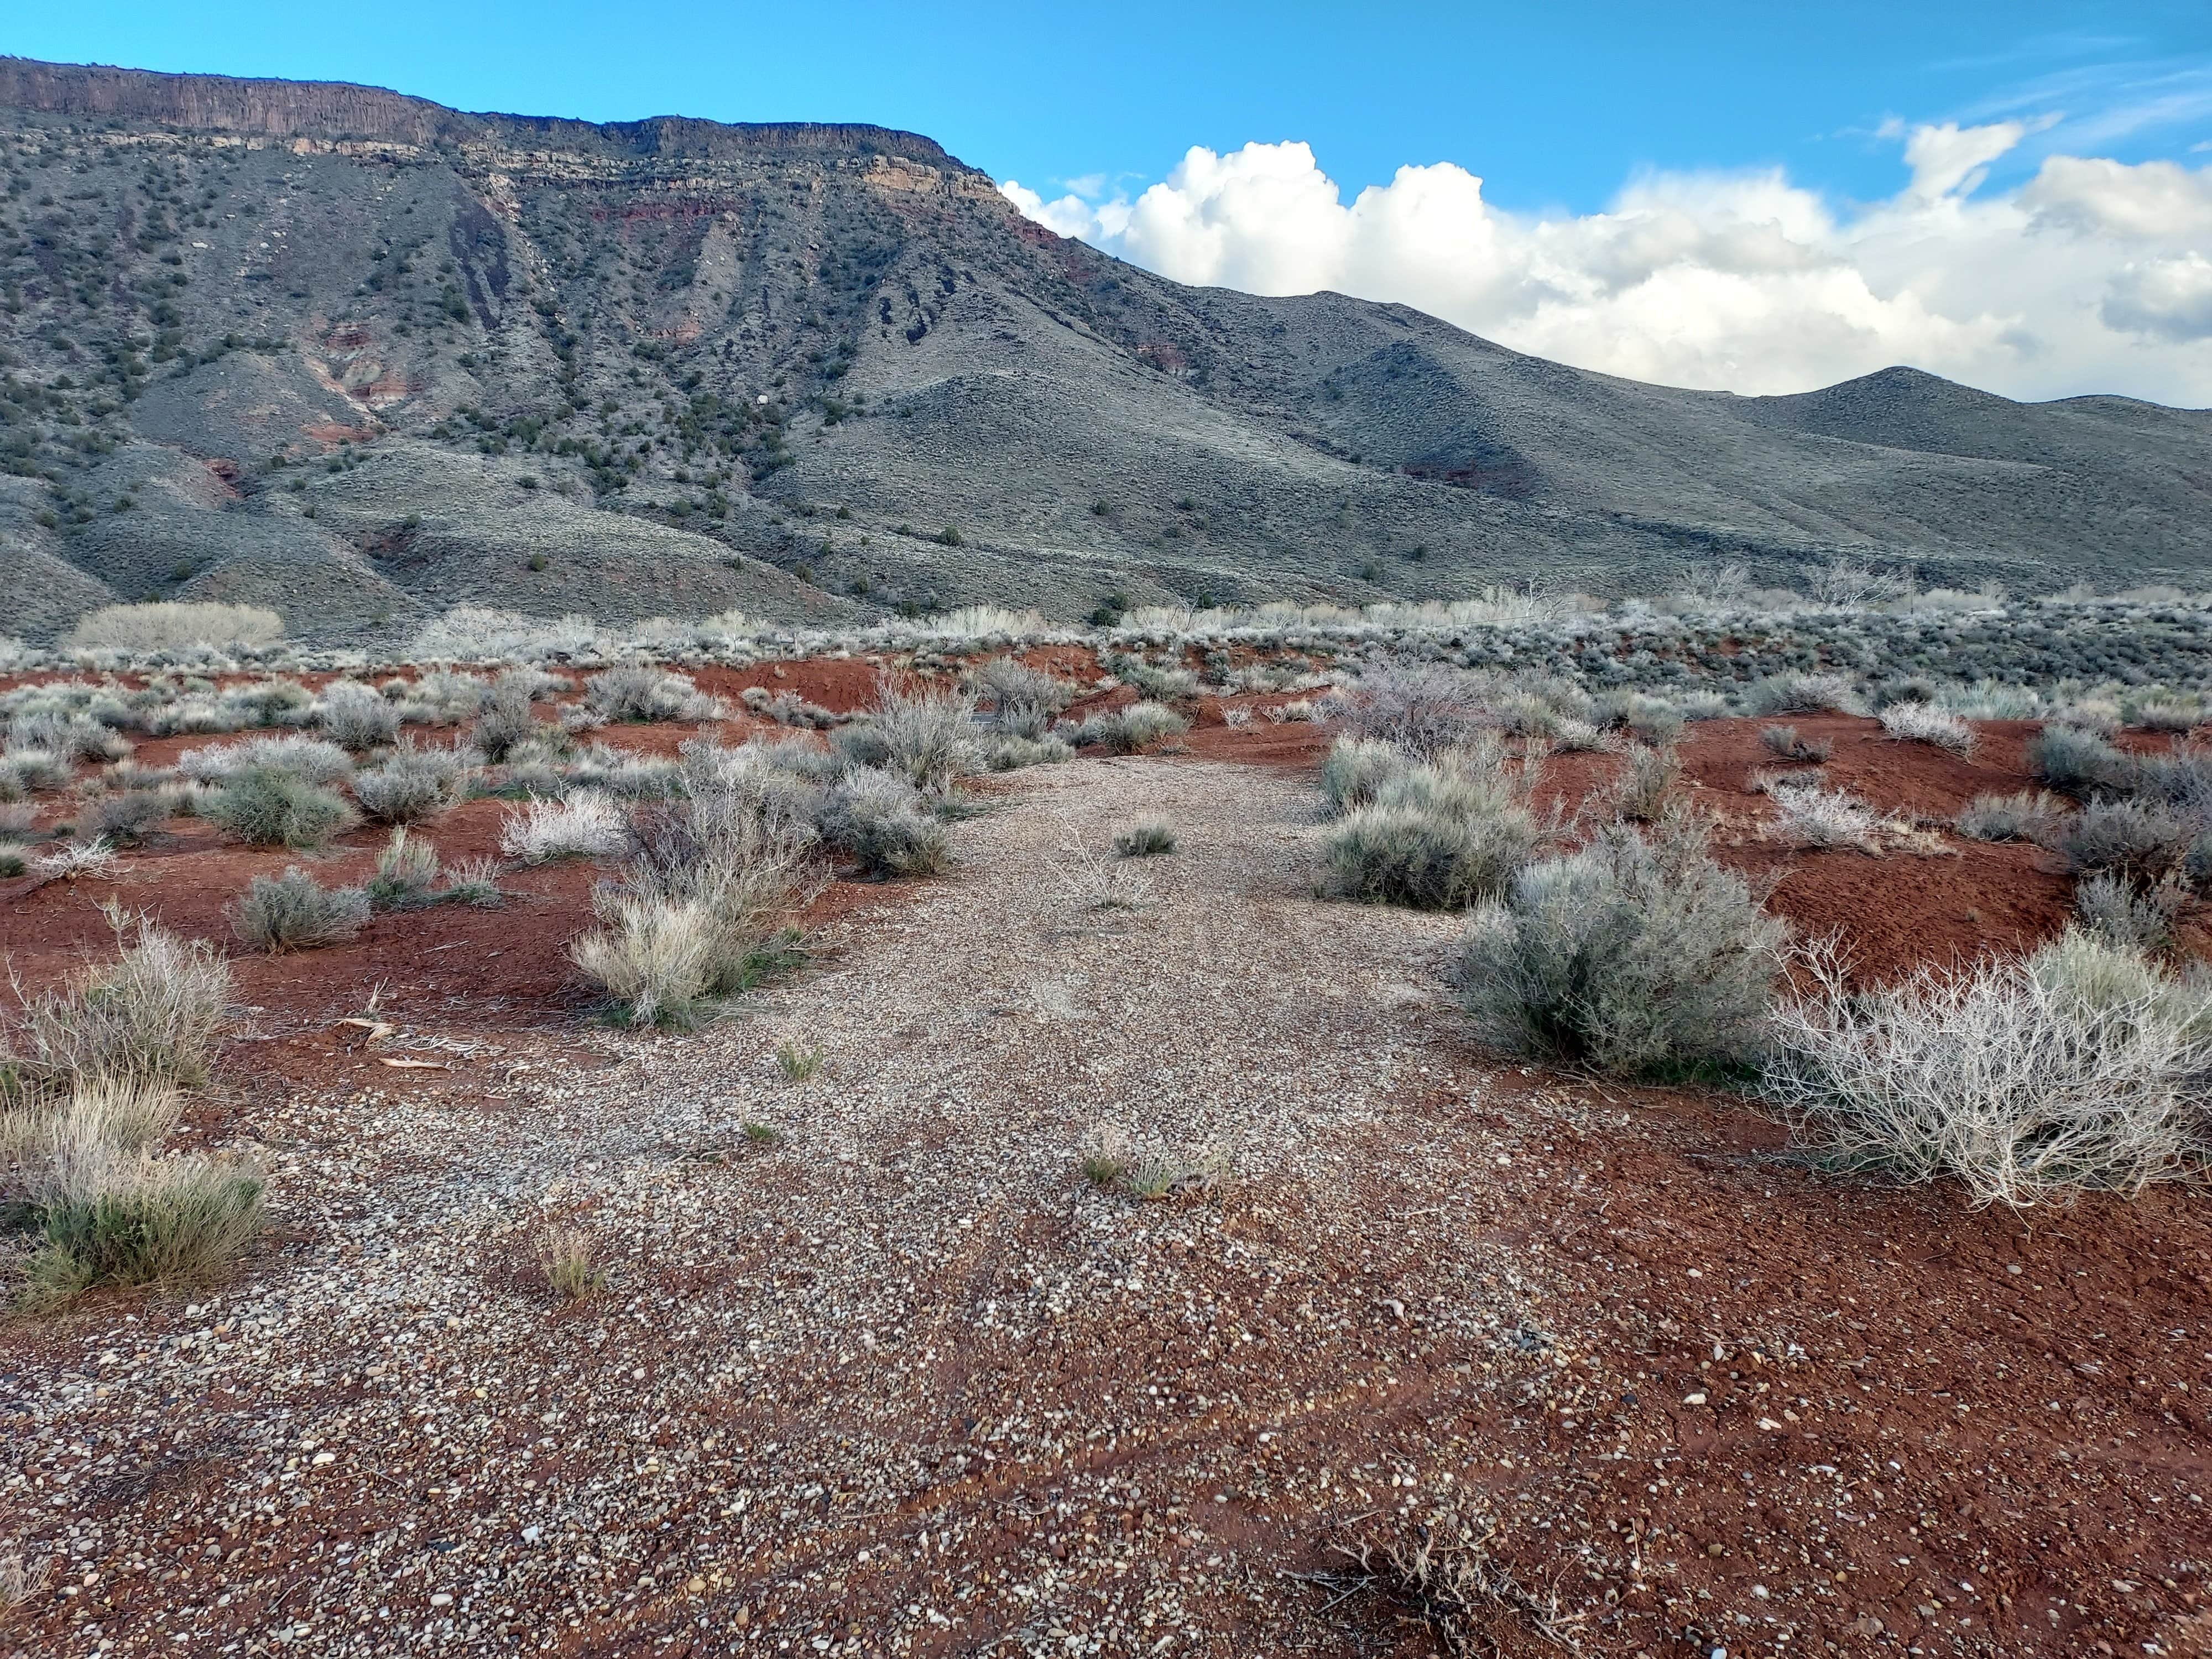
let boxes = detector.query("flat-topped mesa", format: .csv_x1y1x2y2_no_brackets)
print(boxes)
0,56,978,174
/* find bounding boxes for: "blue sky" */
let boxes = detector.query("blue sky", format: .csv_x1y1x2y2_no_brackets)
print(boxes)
9,2,2210,211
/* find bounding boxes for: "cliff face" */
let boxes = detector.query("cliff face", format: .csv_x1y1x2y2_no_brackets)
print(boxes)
1,55,2208,644
0,56,971,168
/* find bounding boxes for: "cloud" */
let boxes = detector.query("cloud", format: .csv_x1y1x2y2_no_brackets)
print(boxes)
999,125,2212,404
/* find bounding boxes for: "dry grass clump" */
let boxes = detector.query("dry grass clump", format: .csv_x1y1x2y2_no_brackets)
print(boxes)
570,777,824,1027
316,680,401,751
867,674,981,791
364,827,442,910
202,765,358,849
2,912,231,1093
20,1139,265,1306
1,916,259,1307
31,838,124,883
228,867,371,952
1456,819,1782,1077
979,732,1075,771
1878,700,1975,754
1955,789,2064,843
1079,1127,1224,1201
974,658,1073,739
500,790,627,863
1762,930,2212,1207
535,1227,608,1301
1065,701,1190,755
65,601,283,653
1305,1516,1583,1655
1740,670,1861,717
1759,724,1832,763
1606,744,1680,823
1319,735,1407,815
775,1039,824,1082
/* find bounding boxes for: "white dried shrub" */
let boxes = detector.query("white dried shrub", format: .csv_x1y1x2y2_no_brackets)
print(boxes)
1955,790,2064,843
500,790,627,864
1762,930,2212,1207
178,734,354,786
1344,666,1486,758
1770,784,1881,851
1878,701,1975,755
869,675,981,793
65,602,283,654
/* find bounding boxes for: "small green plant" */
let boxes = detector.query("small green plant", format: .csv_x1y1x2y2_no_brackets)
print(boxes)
441,856,507,907
742,1120,782,1145
775,1038,823,1082
1113,820,1178,857
535,1226,607,1301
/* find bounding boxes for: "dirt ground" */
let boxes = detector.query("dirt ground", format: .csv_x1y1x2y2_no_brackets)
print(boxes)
2,707,2209,1658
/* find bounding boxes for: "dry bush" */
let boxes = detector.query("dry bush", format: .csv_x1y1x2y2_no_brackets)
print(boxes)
979,733,1074,771
87,787,180,847
2,914,231,1094
228,867,370,953
1344,665,1487,758
817,768,949,878
178,734,353,786
2074,872,2181,953
473,679,542,761
65,602,283,654
775,1039,823,1082
1955,789,2064,843
1878,700,1975,755
202,766,358,849
31,838,123,883
1456,821,1782,1077
1768,783,1881,850
868,674,980,792
500,790,627,863
317,681,401,751
1762,930,2212,1207
353,743,473,823
2028,723,2136,796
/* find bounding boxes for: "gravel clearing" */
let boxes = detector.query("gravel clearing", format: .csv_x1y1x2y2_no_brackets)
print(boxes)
4,755,2208,1657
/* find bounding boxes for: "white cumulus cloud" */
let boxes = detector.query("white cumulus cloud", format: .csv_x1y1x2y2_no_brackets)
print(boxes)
999,125,2212,404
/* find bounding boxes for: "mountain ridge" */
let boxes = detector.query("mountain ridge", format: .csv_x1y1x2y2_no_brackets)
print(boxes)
0,55,2205,644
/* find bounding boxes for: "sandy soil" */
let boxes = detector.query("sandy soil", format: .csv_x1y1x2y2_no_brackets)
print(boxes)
3,748,2208,1658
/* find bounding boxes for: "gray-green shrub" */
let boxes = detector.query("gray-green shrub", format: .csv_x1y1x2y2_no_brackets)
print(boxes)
1956,790,2064,843
317,680,401,751
1454,822,1782,1076
203,766,358,849
228,868,371,952
818,768,950,878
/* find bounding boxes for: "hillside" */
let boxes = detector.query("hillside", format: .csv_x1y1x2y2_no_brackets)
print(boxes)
1,55,2209,644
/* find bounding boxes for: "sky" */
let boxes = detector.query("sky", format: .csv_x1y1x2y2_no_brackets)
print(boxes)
10,3,2212,402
